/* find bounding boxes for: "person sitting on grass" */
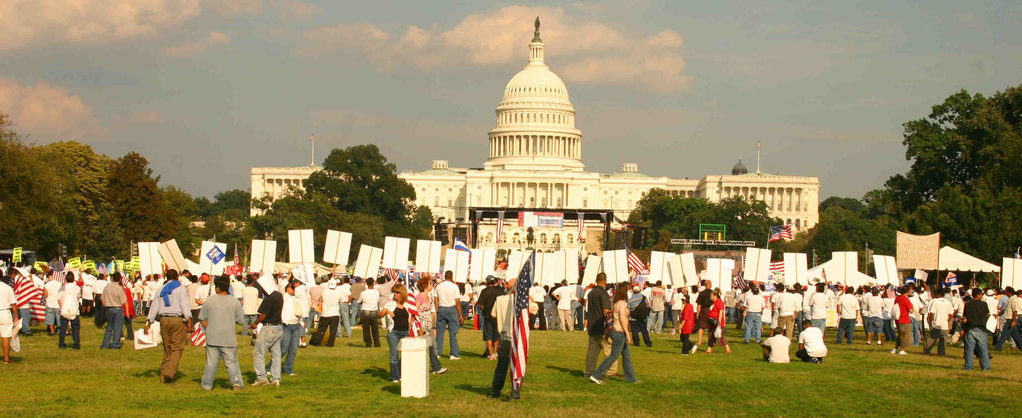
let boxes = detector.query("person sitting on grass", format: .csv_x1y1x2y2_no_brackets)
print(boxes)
796,319,827,363
761,328,790,363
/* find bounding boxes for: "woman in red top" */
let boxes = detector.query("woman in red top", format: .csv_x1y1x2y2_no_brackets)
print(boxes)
706,290,732,354
677,295,696,354
892,286,913,355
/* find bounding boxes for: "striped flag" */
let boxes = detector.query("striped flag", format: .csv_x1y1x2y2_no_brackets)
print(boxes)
190,323,206,346
454,238,470,252
496,211,505,243
625,245,646,275
733,271,749,291
769,261,785,275
404,274,422,337
768,225,793,242
511,252,535,391
577,212,584,240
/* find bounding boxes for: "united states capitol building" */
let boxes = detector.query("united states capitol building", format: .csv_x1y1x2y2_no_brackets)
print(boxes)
251,20,820,251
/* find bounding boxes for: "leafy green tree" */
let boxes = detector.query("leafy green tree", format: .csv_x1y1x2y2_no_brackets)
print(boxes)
0,113,66,256
249,194,385,262
106,152,177,244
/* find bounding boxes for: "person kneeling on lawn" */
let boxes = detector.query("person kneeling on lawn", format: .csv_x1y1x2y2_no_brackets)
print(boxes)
761,328,790,363
796,320,827,363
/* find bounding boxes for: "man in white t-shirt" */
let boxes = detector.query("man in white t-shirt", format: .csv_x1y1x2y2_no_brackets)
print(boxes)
57,272,82,350
358,277,382,348
761,328,791,363
778,287,801,340
434,271,463,359
836,287,860,345
863,288,885,345
241,277,261,336
44,277,63,335
796,320,827,363
923,288,954,356
81,273,95,317
337,278,353,338
809,283,829,331
553,281,575,331
743,287,766,343
311,280,342,347
528,283,546,330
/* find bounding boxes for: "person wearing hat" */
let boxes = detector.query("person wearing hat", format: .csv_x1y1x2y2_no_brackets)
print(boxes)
249,274,284,386
310,279,343,347
280,279,304,376
626,285,652,347
145,269,192,383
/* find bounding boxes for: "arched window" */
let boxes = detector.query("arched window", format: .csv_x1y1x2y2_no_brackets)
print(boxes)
500,233,507,243
512,233,520,243
567,234,574,244
552,234,561,244
485,233,493,243
539,233,547,244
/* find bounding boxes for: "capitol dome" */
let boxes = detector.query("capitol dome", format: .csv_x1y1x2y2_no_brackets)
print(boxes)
485,18,584,172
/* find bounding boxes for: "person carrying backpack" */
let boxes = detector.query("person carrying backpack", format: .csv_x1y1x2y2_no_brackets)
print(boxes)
627,286,652,347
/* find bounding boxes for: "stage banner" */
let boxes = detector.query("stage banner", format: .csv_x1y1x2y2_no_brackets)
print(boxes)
518,211,564,228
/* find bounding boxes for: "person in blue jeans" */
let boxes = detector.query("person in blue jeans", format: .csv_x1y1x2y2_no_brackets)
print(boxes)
743,287,765,343
434,271,463,359
590,283,638,385
835,287,859,345
380,287,413,382
280,281,304,376
99,273,127,349
962,288,991,371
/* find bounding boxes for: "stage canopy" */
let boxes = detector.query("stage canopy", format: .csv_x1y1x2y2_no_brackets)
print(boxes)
938,246,1000,273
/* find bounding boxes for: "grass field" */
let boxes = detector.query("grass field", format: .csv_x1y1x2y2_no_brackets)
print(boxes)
2,318,1021,417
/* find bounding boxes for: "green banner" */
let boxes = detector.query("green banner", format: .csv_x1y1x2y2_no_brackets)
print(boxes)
67,257,81,269
12,247,22,263
83,260,97,272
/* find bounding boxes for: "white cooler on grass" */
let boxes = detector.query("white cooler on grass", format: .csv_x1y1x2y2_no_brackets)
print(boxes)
399,337,430,398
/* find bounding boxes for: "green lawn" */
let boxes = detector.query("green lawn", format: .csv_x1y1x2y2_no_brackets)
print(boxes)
2,318,1020,416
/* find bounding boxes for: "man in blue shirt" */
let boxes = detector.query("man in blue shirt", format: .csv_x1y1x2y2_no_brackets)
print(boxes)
145,269,192,383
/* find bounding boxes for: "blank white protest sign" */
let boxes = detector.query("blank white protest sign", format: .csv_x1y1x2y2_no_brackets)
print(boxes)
323,230,352,266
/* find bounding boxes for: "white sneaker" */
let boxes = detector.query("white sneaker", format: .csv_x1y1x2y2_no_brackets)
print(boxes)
866,341,871,345
690,345,698,355
898,350,907,355
589,375,604,385
890,348,898,354
878,341,883,346
433,368,448,375
449,356,461,360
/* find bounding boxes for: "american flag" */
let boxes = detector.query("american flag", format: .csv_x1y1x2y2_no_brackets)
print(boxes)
577,212,584,240
769,261,785,275
625,246,646,276
404,273,422,337
190,323,206,346
511,252,535,391
496,211,505,244
768,225,793,242
733,271,749,291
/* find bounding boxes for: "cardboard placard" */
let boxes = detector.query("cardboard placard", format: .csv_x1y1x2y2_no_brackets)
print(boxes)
824,251,858,285
873,255,898,286
581,255,603,286
561,249,580,284
353,244,383,279
469,248,497,282
249,240,277,273
158,239,188,272
198,241,227,275
649,251,682,286
291,262,316,285
783,253,809,286
12,247,22,263
507,250,526,279
443,249,470,283
743,248,771,283
66,257,81,269
1002,258,1022,289
601,250,628,283
137,242,162,277
680,253,698,286
537,252,565,286
414,240,442,275
288,229,315,264
323,230,353,266
705,258,735,290
382,236,410,271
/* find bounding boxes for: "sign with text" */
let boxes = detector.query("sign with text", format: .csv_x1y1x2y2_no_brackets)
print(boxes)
518,211,564,228
896,231,940,270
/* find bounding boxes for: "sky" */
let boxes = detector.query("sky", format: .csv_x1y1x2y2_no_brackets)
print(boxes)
2,0,1020,200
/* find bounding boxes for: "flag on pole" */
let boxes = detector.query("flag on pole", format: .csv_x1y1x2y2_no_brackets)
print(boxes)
733,271,750,291
625,245,645,276
496,211,505,243
768,225,793,242
454,238,470,252
511,252,535,391
577,212,585,240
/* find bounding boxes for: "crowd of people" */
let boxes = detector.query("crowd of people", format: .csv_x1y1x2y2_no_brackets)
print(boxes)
1,261,1017,393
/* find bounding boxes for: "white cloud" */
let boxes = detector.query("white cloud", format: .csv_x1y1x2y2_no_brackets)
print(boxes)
0,75,98,139
298,5,691,92
163,31,231,58
274,0,320,21
0,0,203,52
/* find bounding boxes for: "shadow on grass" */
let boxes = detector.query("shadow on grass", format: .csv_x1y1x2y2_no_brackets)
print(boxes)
381,383,400,394
134,369,162,378
454,383,492,396
546,365,584,378
361,366,391,381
